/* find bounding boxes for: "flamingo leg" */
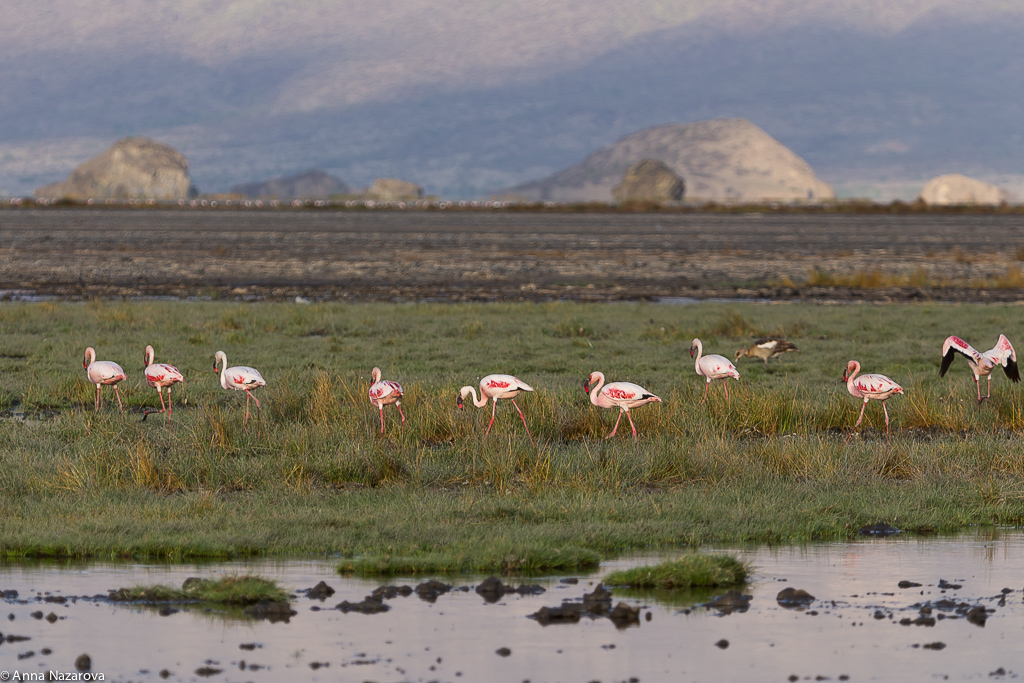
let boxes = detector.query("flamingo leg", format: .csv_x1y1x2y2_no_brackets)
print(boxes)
607,409,624,439
846,399,870,443
143,388,169,423
882,400,891,443
722,379,730,401
113,385,124,413
379,404,385,434
510,399,534,447
700,380,710,404
243,391,251,425
251,391,261,431
976,376,984,403
396,401,405,430
95,385,101,411
484,399,498,438
987,375,993,401
625,410,638,441
166,387,172,424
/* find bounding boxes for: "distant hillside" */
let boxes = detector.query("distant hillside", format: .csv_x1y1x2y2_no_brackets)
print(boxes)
230,169,349,199
510,119,833,203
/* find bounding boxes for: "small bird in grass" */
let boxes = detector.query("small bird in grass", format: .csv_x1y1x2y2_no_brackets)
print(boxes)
584,371,661,440
142,345,183,424
690,338,740,402
843,360,903,444
368,367,405,434
734,338,799,364
83,347,127,412
939,334,1019,403
213,350,267,427
457,374,535,445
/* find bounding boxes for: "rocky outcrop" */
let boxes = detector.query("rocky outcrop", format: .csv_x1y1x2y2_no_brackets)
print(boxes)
612,159,684,203
35,137,191,199
365,178,423,201
230,169,350,199
510,118,833,203
918,174,1008,206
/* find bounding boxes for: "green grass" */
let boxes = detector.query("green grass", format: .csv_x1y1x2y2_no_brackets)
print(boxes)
603,554,750,589
112,575,287,604
2,300,1024,571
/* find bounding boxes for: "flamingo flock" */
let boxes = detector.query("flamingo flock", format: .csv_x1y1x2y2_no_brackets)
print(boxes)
76,329,1015,444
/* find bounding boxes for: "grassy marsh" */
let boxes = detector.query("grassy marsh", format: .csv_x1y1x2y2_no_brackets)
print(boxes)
603,555,750,589
2,300,1024,571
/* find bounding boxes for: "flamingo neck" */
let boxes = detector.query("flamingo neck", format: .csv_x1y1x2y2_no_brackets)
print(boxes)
145,346,155,367
460,386,487,408
85,347,96,366
845,362,860,391
216,352,228,387
588,372,605,406
692,339,703,374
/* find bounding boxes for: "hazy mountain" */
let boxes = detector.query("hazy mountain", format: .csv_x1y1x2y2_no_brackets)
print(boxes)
3,1,1024,199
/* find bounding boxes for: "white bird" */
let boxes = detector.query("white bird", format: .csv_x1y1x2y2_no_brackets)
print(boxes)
213,350,267,426
142,345,184,424
690,338,741,402
584,371,661,440
843,360,904,443
83,347,126,412
457,374,534,445
368,367,405,434
940,334,1020,403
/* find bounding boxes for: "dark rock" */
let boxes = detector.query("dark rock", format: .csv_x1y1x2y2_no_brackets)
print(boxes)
1,590,17,599
75,654,91,671
371,585,413,600
608,602,641,627
476,577,508,602
967,606,988,626
336,594,389,614
923,642,946,650
159,671,171,679
529,604,584,625
415,580,453,603
41,648,51,655
582,584,613,615
938,579,963,590
612,159,685,203
495,647,512,657
182,577,209,590
43,596,66,604
898,580,922,589
239,643,260,651
243,602,296,623
45,613,58,623
777,587,815,607
17,650,35,659
6,634,31,642
559,578,579,585
305,581,336,600
30,611,43,619
158,606,178,617
858,523,901,536
715,639,729,649
195,666,222,677
705,590,752,614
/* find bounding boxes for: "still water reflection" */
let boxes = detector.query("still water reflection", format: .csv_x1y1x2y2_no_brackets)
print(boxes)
1,530,1022,682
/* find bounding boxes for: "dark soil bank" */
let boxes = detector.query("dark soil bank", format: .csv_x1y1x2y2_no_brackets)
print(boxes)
2,208,1023,302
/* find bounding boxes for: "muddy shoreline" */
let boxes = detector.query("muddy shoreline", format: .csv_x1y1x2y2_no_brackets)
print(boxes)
2,208,1023,303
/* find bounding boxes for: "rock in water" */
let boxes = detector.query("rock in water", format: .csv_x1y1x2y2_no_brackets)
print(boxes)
918,174,1008,206
612,159,685,203
230,169,349,199
365,178,423,201
510,118,833,203
35,137,191,199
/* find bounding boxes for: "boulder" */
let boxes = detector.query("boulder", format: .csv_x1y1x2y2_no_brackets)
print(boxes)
918,174,1008,206
230,169,349,199
612,159,684,203
35,137,191,199
510,118,833,203
365,178,423,201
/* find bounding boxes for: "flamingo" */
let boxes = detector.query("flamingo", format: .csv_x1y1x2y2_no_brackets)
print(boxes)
369,367,405,434
213,350,267,426
457,374,534,445
734,338,798,364
584,371,661,440
843,360,903,443
690,338,741,402
939,334,1020,403
142,345,184,423
83,347,127,412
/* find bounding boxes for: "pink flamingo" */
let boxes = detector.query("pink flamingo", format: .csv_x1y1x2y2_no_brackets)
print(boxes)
142,345,184,423
213,350,267,426
369,367,405,434
940,334,1020,403
83,347,126,412
584,371,661,440
690,338,740,402
843,360,903,443
457,374,534,445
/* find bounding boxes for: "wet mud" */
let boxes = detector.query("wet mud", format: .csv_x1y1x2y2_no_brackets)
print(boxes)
2,208,1024,303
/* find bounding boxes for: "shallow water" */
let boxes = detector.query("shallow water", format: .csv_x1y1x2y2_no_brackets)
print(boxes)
1,530,1023,682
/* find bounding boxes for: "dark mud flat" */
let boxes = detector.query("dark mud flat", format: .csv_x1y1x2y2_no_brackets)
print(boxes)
2,208,1024,302
2,531,1024,682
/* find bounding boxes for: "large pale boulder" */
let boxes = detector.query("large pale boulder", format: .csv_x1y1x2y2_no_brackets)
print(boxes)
230,169,350,199
365,178,423,201
35,137,191,199
918,174,1008,206
510,118,833,203
612,159,685,203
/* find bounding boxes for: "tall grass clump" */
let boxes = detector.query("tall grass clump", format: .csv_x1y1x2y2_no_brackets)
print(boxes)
604,554,749,588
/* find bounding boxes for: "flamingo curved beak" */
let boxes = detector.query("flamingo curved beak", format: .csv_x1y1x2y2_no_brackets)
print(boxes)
689,345,696,358
456,394,464,410
841,371,848,382
583,378,590,393
82,357,88,369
